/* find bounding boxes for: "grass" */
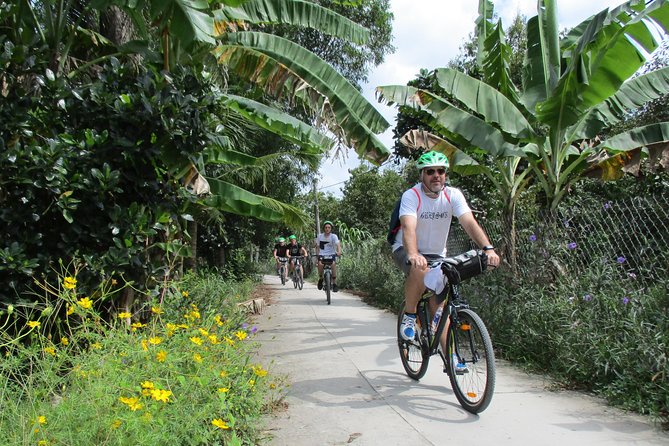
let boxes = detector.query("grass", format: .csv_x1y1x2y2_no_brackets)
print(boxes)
0,269,283,445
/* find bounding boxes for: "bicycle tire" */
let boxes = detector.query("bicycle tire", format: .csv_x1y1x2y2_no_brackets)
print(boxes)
280,266,286,285
397,300,429,380
293,270,298,288
297,268,304,290
325,271,331,305
446,308,496,414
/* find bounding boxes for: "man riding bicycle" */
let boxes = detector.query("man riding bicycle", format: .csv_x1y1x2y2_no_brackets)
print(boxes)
316,220,342,292
273,237,290,280
286,234,308,275
392,151,500,357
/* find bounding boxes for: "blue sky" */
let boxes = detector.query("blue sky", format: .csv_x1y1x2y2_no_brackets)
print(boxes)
316,0,626,196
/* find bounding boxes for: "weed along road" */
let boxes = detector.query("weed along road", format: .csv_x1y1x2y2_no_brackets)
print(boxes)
254,274,668,446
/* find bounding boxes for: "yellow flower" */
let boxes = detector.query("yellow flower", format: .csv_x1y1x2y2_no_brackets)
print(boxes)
198,328,209,336
190,310,201,319
26,320,40,329
43,347,56,356
150,388,172,403
37,415,47,425
177,323,189,329
111,419,122,429
77,296,93,309
211,418,230,430
141,381,155,389
151,306,163,314
63,276,77,290
66,305,75,316
131,322,145,331
38,441,48,446
224,337,235,346
141,340,148,351
214,314,224,326
252,365,268,377
156,350,167,362
111,279,118,286
118,312,132,319
217,387,229,393
148,337,161,345
219,370,228,378
181,291,189,297
249,379,255,387
234,330,247,341
60,337,69,346
208,334,219,345
119,396,142,411
270,383,277,389
189,336,203,346
193,353,202,363
90,343,102,350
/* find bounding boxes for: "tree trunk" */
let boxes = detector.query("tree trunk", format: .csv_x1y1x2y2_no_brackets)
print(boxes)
100,6,140,67
185,220,198,272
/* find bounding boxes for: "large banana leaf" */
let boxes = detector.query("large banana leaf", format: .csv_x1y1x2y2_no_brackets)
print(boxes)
206,179,308,226
475,0,495,68
399,129,484,176
521,0,561,112
214,0,369,45
570,66,669,139
376,85,523,158
435,68,533,139
218,93,334,154
598,122,669,152
213,32,390,163
536,0,669,130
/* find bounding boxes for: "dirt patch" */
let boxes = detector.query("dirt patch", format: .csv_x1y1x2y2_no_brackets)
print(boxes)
250,283,277,305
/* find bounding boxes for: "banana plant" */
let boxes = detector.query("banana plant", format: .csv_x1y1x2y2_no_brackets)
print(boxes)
378,0,669,215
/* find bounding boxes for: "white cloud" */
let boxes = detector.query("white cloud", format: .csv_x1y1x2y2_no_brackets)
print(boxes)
321,0,625,195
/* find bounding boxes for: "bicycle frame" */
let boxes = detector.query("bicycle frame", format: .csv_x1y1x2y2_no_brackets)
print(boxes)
418,284,468,364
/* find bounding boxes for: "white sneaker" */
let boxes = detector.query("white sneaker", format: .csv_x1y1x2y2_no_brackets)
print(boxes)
453,354,469,374
400,314,417,341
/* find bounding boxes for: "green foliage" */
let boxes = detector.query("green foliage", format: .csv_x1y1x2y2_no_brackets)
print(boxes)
0,270,280,445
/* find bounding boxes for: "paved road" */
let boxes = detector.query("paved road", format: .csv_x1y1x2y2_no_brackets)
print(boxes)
254,274,668,446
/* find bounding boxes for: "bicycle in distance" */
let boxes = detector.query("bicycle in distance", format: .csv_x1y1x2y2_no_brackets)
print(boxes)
277,257,289,285
290,256,305,290
314,254,337,305
398,249,495,414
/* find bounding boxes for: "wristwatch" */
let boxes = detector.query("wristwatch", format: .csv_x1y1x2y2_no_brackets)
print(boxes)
482,245,495,251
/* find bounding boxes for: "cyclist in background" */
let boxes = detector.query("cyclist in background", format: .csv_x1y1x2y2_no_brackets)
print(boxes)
392,151,500,344
315,220,342,292
287,234,308,276
273,237,290,278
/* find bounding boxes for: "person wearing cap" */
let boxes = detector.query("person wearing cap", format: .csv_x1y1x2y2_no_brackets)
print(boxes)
286,235,308,276
315,220,342,292
393,151,499,368
273,237,290,280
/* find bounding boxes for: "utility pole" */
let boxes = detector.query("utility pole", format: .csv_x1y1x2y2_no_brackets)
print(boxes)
312,177,320,240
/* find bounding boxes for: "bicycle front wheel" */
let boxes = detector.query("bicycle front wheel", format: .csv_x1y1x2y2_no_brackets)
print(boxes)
293,270,298,288
324,272,331,304
297,268,304,290
446,308,495,414
280,266,286,285
397,301,429,380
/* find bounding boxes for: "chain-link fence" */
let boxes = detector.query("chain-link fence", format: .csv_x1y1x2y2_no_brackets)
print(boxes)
448,194,669,289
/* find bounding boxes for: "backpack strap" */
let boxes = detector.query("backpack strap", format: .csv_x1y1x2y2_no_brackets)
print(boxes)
412,186,421,212
443,188,451,204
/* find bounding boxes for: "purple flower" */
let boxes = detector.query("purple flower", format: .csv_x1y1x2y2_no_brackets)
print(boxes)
604,201,612,210
622,297,630,305
567,242,577,250
250,326,258,334
241,323,248,330
529,234,537,242
616,256,626,264
583,294,593,302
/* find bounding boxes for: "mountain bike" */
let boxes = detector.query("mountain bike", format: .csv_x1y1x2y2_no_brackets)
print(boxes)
315,254,337,304
277,257,289,285
290,256,304,290
397,250,495,414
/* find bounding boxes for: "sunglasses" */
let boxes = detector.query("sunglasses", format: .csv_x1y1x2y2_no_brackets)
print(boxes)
424,168,446,176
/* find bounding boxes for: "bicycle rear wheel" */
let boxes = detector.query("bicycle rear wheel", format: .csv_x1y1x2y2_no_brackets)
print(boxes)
324,272,331,304
397,301,429,380
446,308,495,414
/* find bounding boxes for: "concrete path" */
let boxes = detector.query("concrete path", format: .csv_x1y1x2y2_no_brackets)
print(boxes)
254,274,668,446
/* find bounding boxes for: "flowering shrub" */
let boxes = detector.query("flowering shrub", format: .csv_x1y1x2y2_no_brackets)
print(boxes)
0,270,281,445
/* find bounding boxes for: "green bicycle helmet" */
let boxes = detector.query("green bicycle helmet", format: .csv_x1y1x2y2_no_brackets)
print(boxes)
288,235,297,240
278,237,285,242
416,150,449,170
323,220,334,227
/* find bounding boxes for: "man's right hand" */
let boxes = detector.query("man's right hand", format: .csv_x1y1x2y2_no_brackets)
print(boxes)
407,253,427,269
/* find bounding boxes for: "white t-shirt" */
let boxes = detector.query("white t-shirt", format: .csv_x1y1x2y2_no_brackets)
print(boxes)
391,184,471,256
316,233,340,256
